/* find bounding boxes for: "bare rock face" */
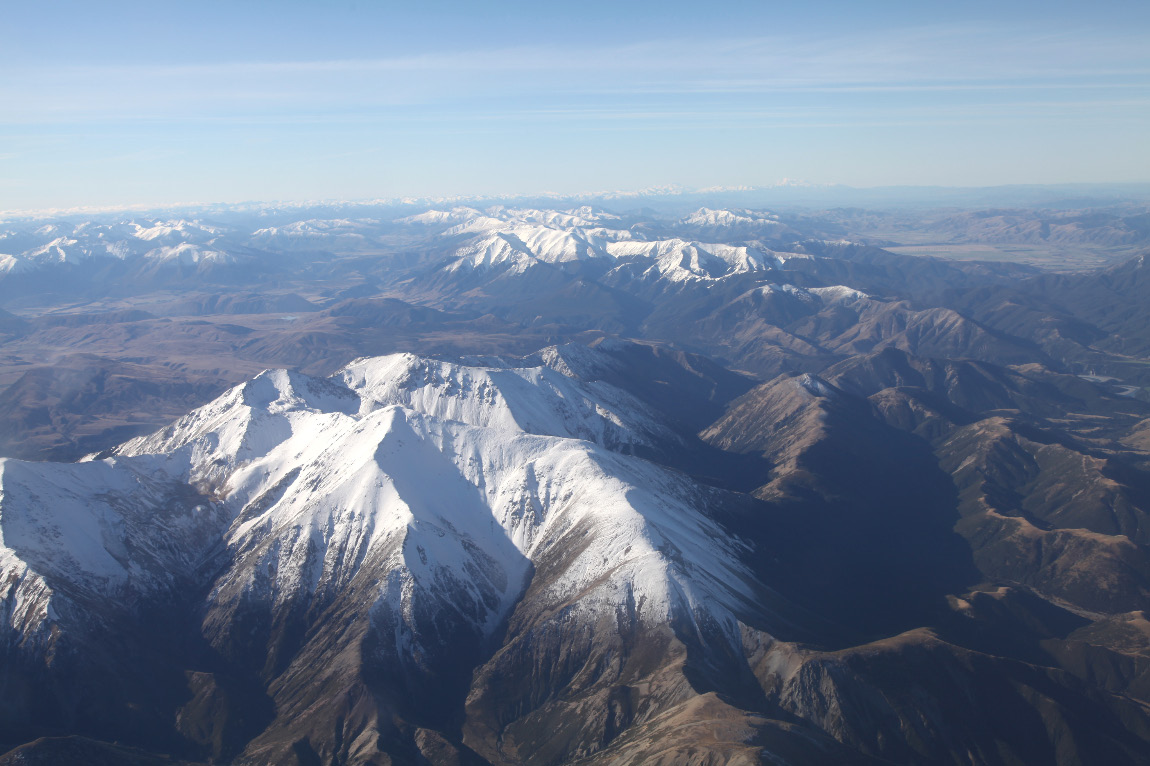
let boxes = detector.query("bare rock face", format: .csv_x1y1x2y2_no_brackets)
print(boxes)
750,629,1150,765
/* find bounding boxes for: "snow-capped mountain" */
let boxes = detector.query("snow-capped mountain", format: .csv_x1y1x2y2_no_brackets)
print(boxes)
443,227,613,273
0,204,812,295
0,218,238,278
402,205,814,297
679,207,783,228
0,347,776,763
602,238,785,282
399,206,622,234
102,351,753,633
247,218,385,252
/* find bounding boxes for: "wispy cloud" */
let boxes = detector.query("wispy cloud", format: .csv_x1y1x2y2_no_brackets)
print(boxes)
1,25,1147,126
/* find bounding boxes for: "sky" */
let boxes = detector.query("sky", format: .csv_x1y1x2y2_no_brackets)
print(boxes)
1,0,1149,211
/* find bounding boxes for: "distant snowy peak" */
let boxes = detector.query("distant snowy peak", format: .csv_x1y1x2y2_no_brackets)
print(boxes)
0,254,31,275
395,206,499,227
32,224,65,237
499,206,621,229
23,237,97,265
252,218,376,235
700,282,879,332
423,206,802,283
441,215,509,237
131,219,227,243
247,218,382,250
403,206,625,238
0,205,819,291
605,239,778,282
440,219,790,283
680,208,782,228
759,282,868,301
142,243,233,265
565,204,621,222
446,226,611,272
757,283,820,303
807,285,869,302
0,218,238,277
10,235,140,270
0,205,820,286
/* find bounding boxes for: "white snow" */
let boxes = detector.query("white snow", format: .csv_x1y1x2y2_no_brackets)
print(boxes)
0,254,30,275
1,349,758,660
808,285,869,302
759,283,819,303
418,206,792,285
750,283,870,306
132,219,225,243
795,373,838,399
680,208,781,227
142,243,233,265
395,207,485,225
444,226,610,273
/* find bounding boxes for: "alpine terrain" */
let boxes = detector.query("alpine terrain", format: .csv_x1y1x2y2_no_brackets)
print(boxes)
1,195,1150,765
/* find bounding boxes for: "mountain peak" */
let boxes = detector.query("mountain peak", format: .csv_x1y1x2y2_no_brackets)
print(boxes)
795,372,839,399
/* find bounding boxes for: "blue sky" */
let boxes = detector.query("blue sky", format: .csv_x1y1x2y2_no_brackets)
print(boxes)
1,0,1148,211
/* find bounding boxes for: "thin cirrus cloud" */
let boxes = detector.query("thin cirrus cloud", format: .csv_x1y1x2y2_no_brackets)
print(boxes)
2,25,1147,125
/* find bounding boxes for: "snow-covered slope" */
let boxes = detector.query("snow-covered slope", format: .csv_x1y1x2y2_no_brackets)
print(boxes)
131,219,227,245
336,353,678,450
247,218,382,252
0,205,805,293
679,207,782,228
404,206,621,234
0,218,237,277
21,237,106,265
604,238,777,282
0,454,228,647
142,242,234,265
412,205,805,289
444,226,612,272
0,351,758,672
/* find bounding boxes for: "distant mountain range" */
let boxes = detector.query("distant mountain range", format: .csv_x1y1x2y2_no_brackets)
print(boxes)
6,181,1150,221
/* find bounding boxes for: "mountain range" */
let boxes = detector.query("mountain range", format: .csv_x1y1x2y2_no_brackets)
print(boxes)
1,199,1149,764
